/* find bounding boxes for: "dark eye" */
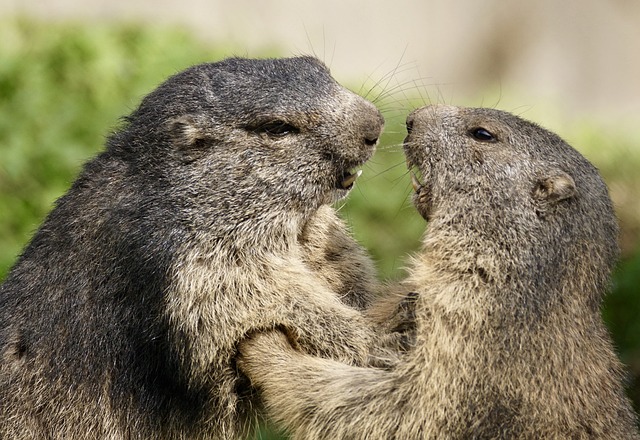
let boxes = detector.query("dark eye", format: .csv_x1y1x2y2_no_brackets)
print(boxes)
256,121,299,137
469,127,496,142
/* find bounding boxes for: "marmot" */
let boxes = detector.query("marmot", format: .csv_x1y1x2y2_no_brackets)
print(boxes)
239,105,640,439
0,56,387,439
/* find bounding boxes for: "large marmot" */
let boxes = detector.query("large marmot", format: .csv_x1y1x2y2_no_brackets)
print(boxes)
239,105,640,439
0,56,386,439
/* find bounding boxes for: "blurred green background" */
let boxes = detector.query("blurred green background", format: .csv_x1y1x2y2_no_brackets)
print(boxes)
0,20,638,439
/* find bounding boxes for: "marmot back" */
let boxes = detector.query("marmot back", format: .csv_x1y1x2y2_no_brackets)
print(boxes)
239,105,640,439
0,56,385,439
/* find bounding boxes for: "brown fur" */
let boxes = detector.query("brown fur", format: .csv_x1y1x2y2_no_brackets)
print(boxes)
299,204,379,311
239,105,640,439
0,56,389,439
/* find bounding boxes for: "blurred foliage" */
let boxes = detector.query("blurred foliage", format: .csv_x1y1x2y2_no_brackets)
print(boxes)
0,19,638,435
0,18,267,276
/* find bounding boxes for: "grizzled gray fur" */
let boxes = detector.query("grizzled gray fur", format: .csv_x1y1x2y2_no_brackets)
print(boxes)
0,56,386,439
240,105,640,439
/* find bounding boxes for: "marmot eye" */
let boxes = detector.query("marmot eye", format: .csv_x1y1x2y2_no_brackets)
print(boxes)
256,121,299,137
469,127,496,142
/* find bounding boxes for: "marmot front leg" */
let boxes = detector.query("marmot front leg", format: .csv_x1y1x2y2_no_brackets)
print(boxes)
238,330,410,440
277,291,414,370
298,206,412,366
275,294,374,366
299,205,379,311
367,289,420,355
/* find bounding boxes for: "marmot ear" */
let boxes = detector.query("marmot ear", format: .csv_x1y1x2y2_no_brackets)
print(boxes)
168,115,208,150
532,171,576,204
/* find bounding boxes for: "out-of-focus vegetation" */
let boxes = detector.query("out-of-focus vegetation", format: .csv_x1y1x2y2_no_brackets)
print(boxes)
0,19,234,276
0,19,638,438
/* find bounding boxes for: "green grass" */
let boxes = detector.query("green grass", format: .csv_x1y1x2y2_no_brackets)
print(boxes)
0,18,639,434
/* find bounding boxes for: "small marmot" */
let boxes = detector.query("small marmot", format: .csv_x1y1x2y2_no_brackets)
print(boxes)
0,56,386,439
239,105,640,439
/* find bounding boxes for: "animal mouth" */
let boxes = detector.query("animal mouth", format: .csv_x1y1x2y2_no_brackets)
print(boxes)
404,148,423,189
328,167,365,203
408,167,425,197
404,141,433,221
409,162,423,192
340,169,363,190
330,145,374,201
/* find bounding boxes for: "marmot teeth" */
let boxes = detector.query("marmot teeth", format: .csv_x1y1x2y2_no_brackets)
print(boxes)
340,169,362,189
411,172,422,192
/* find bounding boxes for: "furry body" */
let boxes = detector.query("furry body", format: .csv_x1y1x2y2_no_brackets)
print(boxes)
240,105,640,439
0,56,385,439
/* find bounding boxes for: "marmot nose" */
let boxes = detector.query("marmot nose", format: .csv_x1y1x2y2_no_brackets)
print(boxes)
362,110,385,147
406,114,415,135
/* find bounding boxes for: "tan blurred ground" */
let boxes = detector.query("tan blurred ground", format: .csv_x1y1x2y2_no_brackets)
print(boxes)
1,0,639,127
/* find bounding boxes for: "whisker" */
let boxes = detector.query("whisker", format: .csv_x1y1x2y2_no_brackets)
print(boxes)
361,49,412,102
362,160,408,182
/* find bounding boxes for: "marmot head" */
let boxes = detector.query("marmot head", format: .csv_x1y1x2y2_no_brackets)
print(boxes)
106,56,383,236
404,105,618,303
